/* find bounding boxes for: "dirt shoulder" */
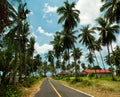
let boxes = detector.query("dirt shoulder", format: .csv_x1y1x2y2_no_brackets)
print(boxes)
21,79,43,97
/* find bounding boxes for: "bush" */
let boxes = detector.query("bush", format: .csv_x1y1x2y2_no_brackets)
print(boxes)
82,80,92,86
70,78,83,84
88,72,95,79
22,77,41,88
54,76,65,80
0,85,22,97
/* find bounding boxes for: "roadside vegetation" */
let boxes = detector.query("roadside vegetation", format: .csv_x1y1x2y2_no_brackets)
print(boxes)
54,76,120,97
0,0,120,96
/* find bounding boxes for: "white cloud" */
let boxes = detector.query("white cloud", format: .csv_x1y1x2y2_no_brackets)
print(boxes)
35,43,53,54
44,3,58,13
37,26,54,37
46,20,53,24
75,0,102,25
28,32,37,40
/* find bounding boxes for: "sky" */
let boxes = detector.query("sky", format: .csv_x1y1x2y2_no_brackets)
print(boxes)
26,0,120,68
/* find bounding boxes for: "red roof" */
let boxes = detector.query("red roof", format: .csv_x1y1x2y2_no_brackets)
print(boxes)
57,71,70,75
82,69,111,74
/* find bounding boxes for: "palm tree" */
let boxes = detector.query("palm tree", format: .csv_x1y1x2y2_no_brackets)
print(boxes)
27,37,35,77
95,17,119,79
46,50,55,75
78,25,100,67
95,40,106,70
71,47,82,81
51,32,63,59
86,52,95,68
0,0,13,32
100,0,120,23
86,52,98,77
42,61,49,77
57,1,80,32
57,1,80,69
78,25,95,50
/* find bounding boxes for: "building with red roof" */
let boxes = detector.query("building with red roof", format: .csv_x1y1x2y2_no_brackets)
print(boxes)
82,69,112,76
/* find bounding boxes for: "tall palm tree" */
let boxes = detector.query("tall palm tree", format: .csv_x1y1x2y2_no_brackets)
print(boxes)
51,32,63,60
95,17,119,79
45,50,55,75
95,40,106,70
57,1,80,69
100,0,120,23
57,1,80,32
71,47,82,81
27,37,35,77
51,32,63,73
78,25,100,67
78,25,95,49
86,52,98,77
86,52,95,68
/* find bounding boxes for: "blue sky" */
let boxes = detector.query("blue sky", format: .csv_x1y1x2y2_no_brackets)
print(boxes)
26,0,120,67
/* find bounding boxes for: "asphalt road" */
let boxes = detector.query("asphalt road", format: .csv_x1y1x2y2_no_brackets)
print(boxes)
35,78,93,97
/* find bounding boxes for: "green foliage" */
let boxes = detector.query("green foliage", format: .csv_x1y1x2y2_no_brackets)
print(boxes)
70,78,83,84
81,80,92,86
0,85,22,97
22,77,41,88
88,72,95,79
54,76,66,80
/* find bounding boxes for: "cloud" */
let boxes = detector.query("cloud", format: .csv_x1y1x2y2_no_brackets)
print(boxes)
75,0,102,25
37,26,54,37
35,43,53,54
28,32,37,40
46,19,53,24
44,3,58,13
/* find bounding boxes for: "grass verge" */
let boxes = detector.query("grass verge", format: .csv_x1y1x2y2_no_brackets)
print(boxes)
21,77,43,97
56,76,120,97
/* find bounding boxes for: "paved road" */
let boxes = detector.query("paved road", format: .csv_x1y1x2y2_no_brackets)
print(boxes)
35,78,93,97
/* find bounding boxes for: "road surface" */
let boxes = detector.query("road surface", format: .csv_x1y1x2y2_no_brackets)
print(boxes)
35,78,93,97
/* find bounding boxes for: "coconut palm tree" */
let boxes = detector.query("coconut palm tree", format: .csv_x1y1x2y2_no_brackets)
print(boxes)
57,1,80,68
95,40,106,70
86,52,95,68
27,37,35,78
95,17,119,79
50,32,63,65
100,0,120,23
71,47,82,81
78,25,100,67
57,1,80,32
78,25,95,50
45,50,55,75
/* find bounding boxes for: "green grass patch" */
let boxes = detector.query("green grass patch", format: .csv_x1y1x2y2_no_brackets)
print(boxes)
22,77,42,88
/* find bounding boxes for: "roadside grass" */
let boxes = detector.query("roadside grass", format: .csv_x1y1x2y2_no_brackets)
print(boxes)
21,77,43,97
56,76,120,97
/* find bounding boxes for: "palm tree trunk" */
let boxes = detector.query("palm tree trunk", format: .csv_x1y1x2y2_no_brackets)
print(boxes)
12,51,18,85
93,51,100,67
89,49,97,77
99,51,106,70
107,44,114,80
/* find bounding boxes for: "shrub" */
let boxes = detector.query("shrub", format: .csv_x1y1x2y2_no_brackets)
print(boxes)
0,85,22,97
88,72,95,79
22,77,41,88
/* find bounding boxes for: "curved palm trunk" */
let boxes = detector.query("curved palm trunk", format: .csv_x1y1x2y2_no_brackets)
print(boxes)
99,51,106,70
12,51,18,85
89,50,97,77
93,51,100,67
107,44,114,80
